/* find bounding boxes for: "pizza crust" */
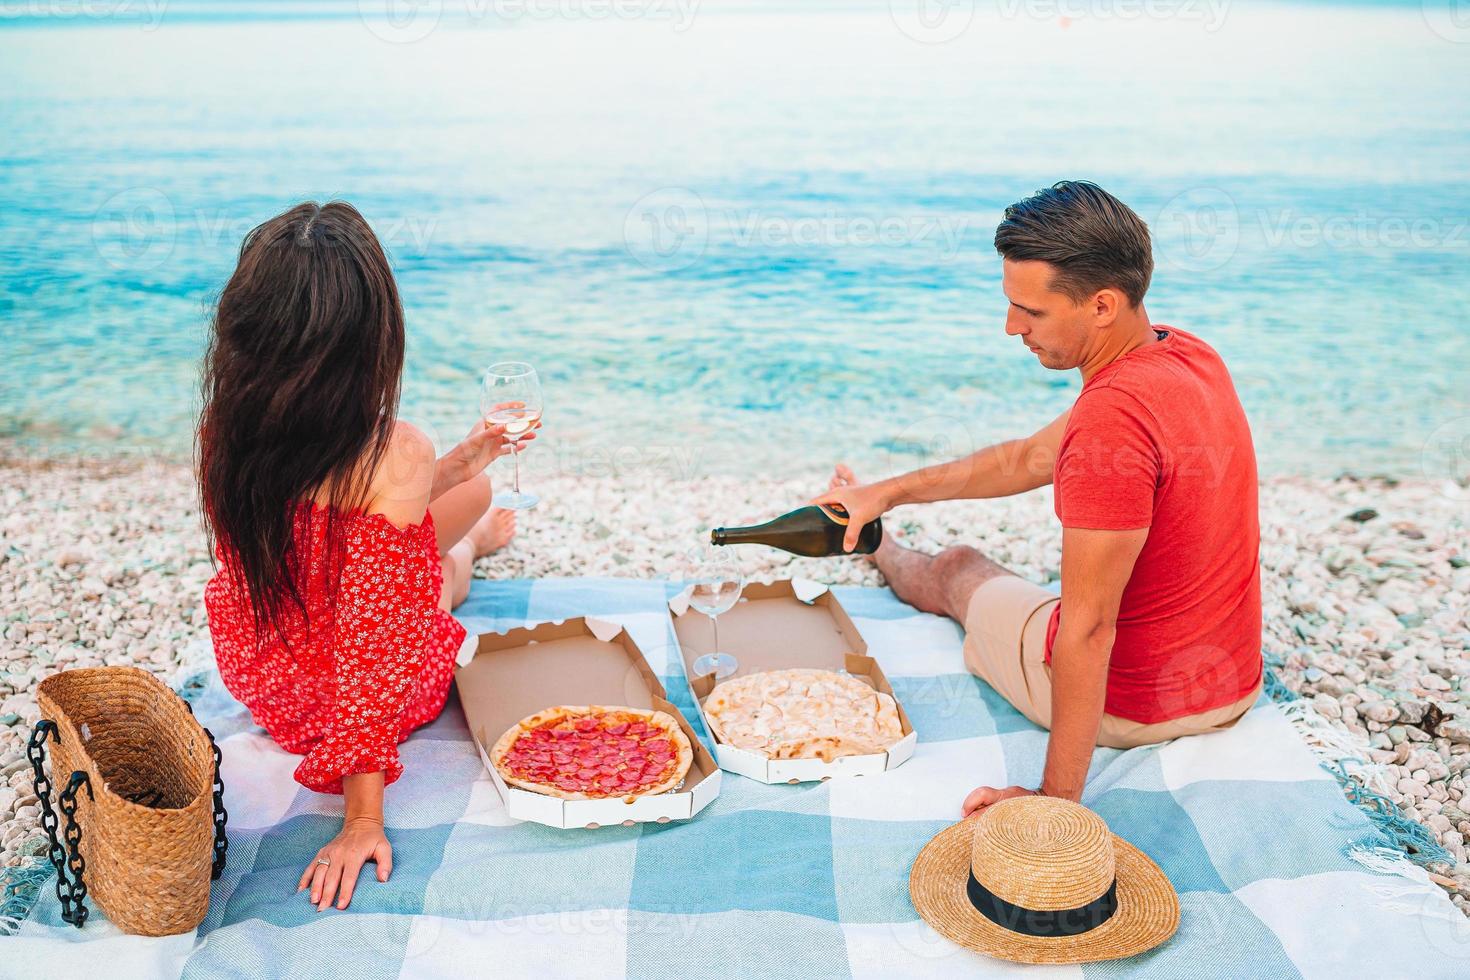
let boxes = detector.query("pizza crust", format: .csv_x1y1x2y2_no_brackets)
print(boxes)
703,668,905,760
490,705,694,802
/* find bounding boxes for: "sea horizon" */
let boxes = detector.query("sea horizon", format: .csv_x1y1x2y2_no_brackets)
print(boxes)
3,0,1468,483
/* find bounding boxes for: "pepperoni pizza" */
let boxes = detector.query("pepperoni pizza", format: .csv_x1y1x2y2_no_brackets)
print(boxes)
490,705,694,801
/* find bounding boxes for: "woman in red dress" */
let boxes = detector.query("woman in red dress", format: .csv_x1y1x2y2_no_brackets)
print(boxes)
198,202,527,913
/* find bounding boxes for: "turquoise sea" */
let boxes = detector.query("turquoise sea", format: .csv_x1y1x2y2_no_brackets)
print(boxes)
2,1,1468,479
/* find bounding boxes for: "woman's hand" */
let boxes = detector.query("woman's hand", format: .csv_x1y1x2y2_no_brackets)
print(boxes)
298,815,393,912
432,411,539,501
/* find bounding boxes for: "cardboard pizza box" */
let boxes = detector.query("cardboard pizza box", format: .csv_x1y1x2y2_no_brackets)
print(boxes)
669,578,918,784
454,616,721,829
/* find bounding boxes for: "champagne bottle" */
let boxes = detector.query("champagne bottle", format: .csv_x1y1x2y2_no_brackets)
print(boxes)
710,504,883,557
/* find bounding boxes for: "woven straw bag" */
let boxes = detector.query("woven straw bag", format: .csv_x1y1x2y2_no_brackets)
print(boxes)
26,666,228,935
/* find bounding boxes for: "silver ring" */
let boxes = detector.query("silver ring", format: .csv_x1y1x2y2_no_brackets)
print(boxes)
315,858,330,867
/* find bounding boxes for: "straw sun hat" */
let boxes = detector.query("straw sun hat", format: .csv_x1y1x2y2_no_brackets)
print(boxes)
909,795,1179,964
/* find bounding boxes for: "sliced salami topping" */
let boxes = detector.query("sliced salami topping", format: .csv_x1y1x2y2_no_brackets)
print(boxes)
498,707,689,801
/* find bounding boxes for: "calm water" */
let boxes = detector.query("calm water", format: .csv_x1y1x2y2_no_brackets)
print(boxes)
2,1,1468,480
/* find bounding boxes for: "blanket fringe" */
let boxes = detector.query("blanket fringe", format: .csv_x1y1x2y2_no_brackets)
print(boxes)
1345,843,1431,881
0,859,54,936
1267,668,1453,869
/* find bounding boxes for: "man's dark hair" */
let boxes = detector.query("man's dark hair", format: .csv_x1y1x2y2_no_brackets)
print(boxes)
994,181,1153,307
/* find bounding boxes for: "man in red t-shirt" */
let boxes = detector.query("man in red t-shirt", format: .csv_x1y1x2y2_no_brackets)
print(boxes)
815,180,1262,817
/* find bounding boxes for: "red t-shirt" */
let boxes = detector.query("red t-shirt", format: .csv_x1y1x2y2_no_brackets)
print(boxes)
1043,327,1262,723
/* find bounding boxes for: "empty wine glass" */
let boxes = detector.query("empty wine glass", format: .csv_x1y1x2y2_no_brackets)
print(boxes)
481,361,543,510
685,546,744,680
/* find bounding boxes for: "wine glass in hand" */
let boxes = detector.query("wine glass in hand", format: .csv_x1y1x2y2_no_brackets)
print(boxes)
685,546,744,680
480,362,543,510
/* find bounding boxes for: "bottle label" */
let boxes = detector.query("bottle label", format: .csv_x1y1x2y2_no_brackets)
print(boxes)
817,504,851,526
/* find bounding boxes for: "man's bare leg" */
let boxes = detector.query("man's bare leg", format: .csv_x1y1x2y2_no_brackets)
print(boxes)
829,464,1016,623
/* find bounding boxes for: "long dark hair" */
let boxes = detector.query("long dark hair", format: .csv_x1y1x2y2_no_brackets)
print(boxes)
198,201,404,643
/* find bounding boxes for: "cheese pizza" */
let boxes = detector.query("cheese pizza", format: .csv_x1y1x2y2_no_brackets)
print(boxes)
490,705,694,801
702,668,904,762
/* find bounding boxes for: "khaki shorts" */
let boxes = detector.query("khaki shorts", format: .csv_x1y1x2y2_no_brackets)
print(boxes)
960,575,1260,750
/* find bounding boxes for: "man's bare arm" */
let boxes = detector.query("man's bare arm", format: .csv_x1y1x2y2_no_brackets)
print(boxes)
1041,525,1149,800
811,410,1069,551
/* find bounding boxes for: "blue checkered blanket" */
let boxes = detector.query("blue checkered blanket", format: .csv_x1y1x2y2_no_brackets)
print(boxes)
7,578,1469,977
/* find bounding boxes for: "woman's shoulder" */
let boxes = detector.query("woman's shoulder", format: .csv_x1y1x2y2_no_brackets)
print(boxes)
362,421,435,529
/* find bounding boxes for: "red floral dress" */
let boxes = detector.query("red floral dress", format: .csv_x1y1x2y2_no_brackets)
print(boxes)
204,502,466,794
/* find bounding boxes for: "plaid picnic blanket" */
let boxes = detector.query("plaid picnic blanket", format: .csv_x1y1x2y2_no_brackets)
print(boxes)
7,577,1469,978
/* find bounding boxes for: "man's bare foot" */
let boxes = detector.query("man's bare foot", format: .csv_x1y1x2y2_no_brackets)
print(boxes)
827,464,898,564
828,463,858,493
467,508,516,558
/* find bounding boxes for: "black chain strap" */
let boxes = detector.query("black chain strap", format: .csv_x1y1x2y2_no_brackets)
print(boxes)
181,697,229,878
25,717,82,922
56,771,93,927
205,727,228,879
27,721,90,928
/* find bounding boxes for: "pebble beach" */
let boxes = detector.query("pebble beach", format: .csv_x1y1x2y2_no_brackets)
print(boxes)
1,450,1467,915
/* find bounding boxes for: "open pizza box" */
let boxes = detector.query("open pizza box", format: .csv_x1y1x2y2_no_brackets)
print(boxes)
669,578,918,784
454,616,721,830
